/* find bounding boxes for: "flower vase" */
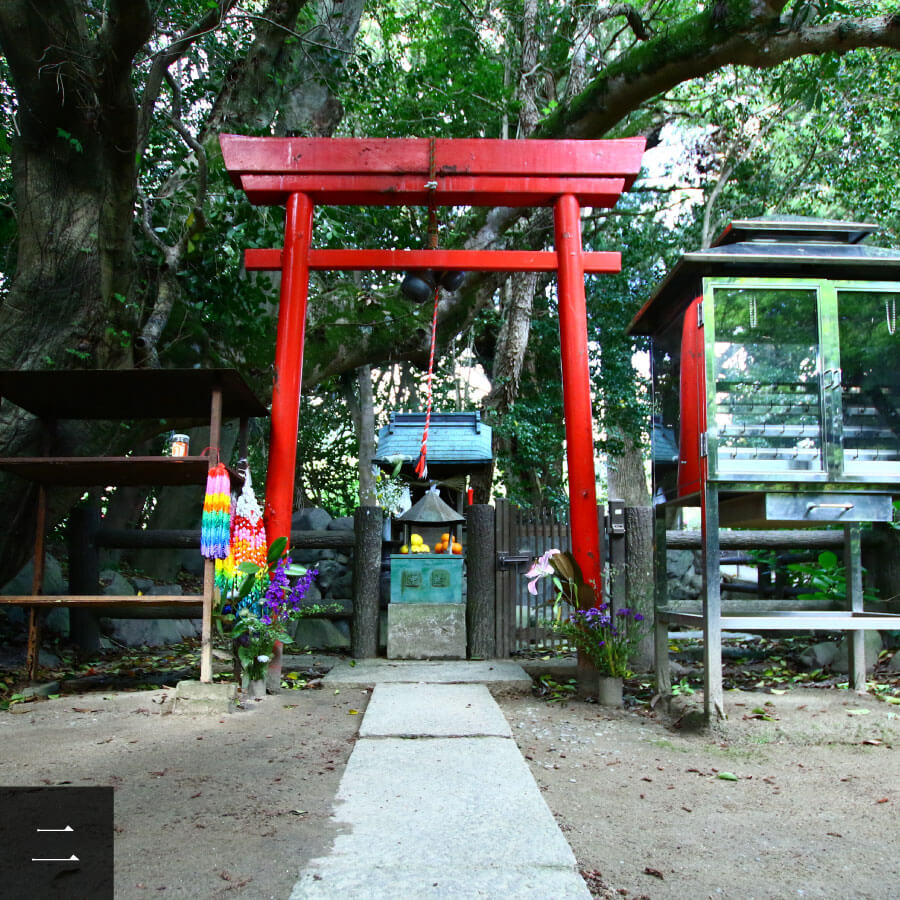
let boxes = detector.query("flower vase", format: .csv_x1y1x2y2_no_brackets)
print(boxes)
266,639,284,694
596,675,623,707
243,676,266,699
248,678,267,699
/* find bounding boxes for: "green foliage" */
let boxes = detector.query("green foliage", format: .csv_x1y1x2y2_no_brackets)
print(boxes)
786,550,880,607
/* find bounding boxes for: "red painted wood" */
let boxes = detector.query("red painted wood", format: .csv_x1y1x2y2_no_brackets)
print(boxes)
220,134,646,182
238,174,626,208
677,295,706,499
220,134,646,585
553,193,603,601
264,193,314,547
244,248,622,274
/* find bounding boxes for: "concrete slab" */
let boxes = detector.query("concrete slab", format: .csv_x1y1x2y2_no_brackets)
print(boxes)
323,658,533,695
291,863,591,899
171,680,236,715
289,736,588,899
359,683,512,738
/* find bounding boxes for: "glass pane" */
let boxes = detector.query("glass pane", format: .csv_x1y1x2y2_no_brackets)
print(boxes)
837,289,900,475
712,286,823,475
651,316,682,502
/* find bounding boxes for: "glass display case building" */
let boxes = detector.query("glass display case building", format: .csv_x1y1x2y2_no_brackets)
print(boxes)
629,217,900,719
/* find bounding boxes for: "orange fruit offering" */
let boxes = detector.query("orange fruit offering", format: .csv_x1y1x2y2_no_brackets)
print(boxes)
451,542,463,554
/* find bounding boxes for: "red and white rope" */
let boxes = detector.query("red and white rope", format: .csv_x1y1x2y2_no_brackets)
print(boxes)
415,284,440,479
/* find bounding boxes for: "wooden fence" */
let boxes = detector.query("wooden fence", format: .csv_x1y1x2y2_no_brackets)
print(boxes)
493,498,615,655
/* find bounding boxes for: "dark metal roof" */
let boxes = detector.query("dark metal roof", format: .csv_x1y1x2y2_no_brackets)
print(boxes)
374,411,493,472
713,215,876,247
628,216,900,337
0,368,268,419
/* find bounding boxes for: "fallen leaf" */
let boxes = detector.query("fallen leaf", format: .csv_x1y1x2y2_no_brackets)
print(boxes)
876,797,890,804
644,867,665,880
847,708,870,716
717,772,738,782
862,739,882,746
348,709,359,715
826,832,843,838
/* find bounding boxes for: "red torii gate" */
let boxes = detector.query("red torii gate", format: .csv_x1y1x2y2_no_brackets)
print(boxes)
220,135,645,598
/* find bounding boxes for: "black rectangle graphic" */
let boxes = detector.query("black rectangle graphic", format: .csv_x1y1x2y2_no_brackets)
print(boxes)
0,786,113,900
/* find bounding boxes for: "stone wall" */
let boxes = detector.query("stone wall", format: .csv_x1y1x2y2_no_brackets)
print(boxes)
288,507,356,649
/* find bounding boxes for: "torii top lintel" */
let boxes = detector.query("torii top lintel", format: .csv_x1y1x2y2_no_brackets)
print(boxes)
220,133,645,604
220,134,645,208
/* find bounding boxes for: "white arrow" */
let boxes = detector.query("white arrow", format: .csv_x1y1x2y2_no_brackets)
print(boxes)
32,854,79,862
36,825,74,832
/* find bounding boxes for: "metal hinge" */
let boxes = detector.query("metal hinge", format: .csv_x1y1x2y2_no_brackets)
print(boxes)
699,432,708,458
697,301,704,328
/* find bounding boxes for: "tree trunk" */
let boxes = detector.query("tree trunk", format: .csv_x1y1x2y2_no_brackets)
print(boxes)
344,366,377,508
624,505,654,672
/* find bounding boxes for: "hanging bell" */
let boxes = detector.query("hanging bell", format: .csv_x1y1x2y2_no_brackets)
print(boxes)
439,270,465,292
401,270,437,303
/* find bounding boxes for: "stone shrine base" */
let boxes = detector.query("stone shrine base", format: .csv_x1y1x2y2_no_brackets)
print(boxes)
386,603,465,659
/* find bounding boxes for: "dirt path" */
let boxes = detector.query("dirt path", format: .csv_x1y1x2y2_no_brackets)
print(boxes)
498,688,899,900
0,686,369,899
0,681,897,900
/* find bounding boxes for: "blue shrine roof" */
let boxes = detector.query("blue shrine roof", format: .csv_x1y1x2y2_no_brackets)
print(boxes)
374,411,493,472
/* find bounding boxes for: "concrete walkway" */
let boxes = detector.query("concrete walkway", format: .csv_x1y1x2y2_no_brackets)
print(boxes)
289,664,590,899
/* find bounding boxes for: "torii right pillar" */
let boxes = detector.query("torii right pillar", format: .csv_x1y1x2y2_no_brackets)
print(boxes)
554,192,603,601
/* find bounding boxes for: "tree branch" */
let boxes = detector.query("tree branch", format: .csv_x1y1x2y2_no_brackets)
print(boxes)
137,0,240,156
540,13,900,139
598,4,651,42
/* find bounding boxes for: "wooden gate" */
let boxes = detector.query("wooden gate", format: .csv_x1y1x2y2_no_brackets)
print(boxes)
494,499,609,655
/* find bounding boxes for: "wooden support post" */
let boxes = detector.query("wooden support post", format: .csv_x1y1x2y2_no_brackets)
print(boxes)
201,386,223,684
845,524,866,692
701,483,725,720
25,484,48,681
465,504,495,658
351,506,382,659
653,502,671,693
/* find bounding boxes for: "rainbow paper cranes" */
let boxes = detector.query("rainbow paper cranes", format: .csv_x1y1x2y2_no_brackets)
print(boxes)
215,467,268,606
200,463,231,559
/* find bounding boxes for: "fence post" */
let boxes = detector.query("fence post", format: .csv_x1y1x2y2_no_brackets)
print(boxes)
466,504,495,658
66,496,102,652
352,506,382,659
